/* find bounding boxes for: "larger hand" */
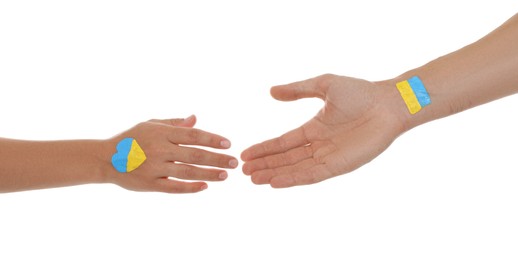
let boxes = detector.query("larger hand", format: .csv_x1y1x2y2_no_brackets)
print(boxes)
241,74,406,188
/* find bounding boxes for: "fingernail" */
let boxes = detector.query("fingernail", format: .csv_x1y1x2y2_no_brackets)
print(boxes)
220,140,231,148
200,184,208,191
242,164,251,175
229,159,239,168
218,171,228,180
185,114,195,121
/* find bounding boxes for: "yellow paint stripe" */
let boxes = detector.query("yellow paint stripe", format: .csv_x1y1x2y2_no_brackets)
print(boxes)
396,80,422,114
127,139,147,172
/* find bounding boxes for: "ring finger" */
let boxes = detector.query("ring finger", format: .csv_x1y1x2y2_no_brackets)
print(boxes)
165,163,228,181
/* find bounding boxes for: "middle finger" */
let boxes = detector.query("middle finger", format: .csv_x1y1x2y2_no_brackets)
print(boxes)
171,146,238,169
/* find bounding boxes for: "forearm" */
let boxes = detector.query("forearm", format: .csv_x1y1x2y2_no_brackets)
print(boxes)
0,138,111,192
383,13,518,130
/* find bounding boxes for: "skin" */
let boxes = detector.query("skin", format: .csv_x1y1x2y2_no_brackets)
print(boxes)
241,13,518,188
0,115,238,193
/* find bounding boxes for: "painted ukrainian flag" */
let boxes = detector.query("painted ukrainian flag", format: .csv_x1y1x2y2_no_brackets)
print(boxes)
111,137,147,173
396,76,431,114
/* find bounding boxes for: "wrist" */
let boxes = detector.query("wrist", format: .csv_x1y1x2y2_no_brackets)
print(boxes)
376,72,442,132
374,78,415,133
92,139,118,184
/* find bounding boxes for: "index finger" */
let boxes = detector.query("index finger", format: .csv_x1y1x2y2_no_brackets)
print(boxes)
169,127,231,149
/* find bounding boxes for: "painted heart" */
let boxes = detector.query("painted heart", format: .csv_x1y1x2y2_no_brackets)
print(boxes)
111,137,147,173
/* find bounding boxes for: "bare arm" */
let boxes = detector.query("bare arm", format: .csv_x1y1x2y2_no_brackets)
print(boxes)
0,138,108,192
241,13,518,188
391,13,518,130
0,115,238,193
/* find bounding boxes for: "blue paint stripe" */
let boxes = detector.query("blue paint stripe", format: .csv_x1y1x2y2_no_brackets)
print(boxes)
408,76,431,107
111,137,133,173
112,158,128,173
117,138,133,157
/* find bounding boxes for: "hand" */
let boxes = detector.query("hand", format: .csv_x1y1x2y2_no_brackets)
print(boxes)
241,74,406,188
105,115,238,193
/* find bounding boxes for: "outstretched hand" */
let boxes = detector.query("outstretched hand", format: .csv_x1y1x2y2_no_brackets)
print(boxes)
106,115,238,193
241,74,406,188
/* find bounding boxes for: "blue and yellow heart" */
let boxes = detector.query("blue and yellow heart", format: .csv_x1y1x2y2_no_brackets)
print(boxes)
111,137,147,173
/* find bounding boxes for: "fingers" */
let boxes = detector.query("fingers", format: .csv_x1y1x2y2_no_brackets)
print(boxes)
250,159,333,188
150,115,197,128
166,163,228,181
155,178,208,194
149,160,231,194
171,146,239,169
250,157,315,184
169,127,232,149
149,116,231,149
241,126,309,161
270,74,333,101
150,163,231,194
122,164,228,194
242,145,313,175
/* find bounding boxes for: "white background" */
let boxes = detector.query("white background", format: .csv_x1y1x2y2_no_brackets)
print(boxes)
1,1,517,259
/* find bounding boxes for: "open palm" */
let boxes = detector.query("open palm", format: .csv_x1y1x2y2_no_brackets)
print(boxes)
241,74,405,188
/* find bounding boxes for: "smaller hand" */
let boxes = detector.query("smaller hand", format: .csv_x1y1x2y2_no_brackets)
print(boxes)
241,74,405,188
106,115,238,193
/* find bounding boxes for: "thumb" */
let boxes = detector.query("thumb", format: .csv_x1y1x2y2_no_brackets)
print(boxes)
151,115,197,127
270,74,330,101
